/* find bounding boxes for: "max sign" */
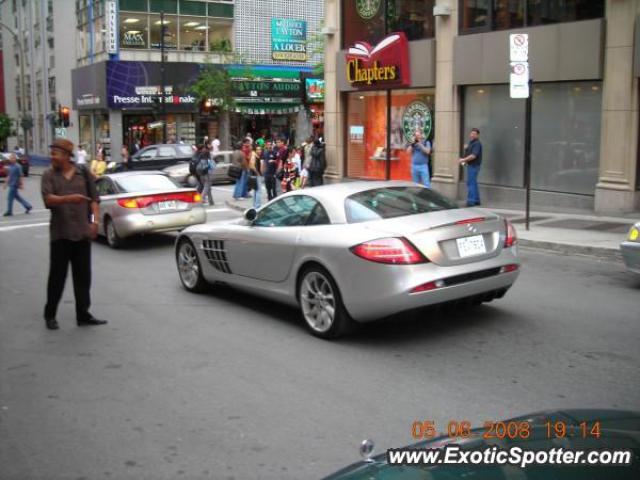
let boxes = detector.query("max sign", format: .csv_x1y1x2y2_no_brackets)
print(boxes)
345,33,410,89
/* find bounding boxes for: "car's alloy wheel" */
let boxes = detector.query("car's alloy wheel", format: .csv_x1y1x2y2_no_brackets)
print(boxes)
105,217,122,249
176,239,207,292
299,267,353,339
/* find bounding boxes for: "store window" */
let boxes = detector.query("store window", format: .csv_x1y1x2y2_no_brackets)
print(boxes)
79,115,93,154
342,0,435,49
120,0,148,12
150,0,177,14
180,0,206,16
150,14,177,49
120,12,149,49
347,89,434,181
463,85,525,188
460,0,604,33
387,0,435,40
179,16,207,51
530,82,602,195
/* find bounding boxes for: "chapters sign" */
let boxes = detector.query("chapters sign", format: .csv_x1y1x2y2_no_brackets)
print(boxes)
345,32,410,90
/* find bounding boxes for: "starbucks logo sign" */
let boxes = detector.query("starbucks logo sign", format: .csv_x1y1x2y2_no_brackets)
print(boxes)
402,100,432,143
356,0,381,20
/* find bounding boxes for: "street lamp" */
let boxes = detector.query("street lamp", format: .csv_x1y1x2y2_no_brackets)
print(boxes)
0,21,29,154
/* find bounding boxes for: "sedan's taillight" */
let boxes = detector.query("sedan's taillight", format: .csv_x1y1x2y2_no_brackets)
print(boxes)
117,191,201,209
351,237,428,265
504,220,517,248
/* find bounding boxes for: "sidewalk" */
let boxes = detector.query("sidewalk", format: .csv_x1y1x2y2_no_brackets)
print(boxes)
224,191,637,261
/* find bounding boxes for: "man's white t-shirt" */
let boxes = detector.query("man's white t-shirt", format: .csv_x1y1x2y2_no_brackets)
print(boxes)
211,138,220,153
76,149,87,165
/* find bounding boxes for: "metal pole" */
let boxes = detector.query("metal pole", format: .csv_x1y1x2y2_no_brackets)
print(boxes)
524,78,533,231
160,11,167,143
0,21,28,154
385,89,391,180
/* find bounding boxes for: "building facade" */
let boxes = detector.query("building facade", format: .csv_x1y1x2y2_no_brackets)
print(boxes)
70,0,324,162
324,0,640,213
1,0,75,154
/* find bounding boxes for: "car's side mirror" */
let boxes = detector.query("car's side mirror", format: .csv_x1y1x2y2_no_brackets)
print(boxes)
244,208,257,222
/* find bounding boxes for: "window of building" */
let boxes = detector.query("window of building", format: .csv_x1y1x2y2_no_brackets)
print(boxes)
179,16,207,51
150,14,177,49
120,0,148,12
120,12,149,49
342,0,434,49
463,84,525,187
460,0,604,34
530,82,602,195
150,0,178,14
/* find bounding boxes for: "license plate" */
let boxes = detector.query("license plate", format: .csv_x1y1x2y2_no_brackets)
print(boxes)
456,235,486,258
157,200,177,211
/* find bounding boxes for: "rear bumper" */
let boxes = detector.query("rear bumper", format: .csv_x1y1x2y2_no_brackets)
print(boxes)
338,248,520,322
620,241,640,274
114,207,206,238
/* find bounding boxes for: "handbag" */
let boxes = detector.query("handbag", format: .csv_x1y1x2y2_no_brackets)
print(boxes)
228,164,242,179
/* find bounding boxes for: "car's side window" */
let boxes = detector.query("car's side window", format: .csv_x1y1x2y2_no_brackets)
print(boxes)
158,147,174,157
140,148,157,159
306,202,331,226
96,178,116,196
254,195,322,227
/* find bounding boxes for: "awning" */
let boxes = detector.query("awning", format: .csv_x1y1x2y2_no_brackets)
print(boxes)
233,103,303,115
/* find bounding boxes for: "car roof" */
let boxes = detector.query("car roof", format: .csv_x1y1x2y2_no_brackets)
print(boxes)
104,170,168,179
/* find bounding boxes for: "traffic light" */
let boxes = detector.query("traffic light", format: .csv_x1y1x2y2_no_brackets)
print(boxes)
61,106,70,127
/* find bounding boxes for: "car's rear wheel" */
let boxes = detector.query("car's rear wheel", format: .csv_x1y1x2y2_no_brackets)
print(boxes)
176,238,207,293
104,216,123,249
298,266,353,339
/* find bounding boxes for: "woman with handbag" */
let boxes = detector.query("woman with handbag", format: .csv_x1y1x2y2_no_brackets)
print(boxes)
280,150,300,193
249,146,263,208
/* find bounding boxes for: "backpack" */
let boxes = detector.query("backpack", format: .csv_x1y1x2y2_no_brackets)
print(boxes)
189,154,200,175
309,145,326,173
196,155,211,175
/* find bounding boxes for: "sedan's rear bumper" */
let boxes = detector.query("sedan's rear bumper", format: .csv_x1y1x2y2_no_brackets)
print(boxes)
337,248,520,322
620,241,640,274
114,207,206,238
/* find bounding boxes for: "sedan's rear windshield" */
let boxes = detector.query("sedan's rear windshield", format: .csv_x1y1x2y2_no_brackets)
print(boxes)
177,145,193,155
116,174,181,192
345,187,458,223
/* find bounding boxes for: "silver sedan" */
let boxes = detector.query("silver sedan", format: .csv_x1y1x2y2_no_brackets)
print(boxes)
175,181,520,338
620,222,640,274
163,150,235,187
96,171,206,248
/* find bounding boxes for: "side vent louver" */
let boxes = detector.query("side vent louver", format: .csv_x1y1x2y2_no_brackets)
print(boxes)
202,240,232,274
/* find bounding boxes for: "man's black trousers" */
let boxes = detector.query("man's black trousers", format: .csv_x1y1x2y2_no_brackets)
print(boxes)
44,239,92,322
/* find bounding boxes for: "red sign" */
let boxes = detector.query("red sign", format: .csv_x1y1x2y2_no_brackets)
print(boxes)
345,32,410,90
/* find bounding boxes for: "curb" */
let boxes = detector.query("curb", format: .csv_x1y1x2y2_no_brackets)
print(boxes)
225,200,253,212
518,239,621,262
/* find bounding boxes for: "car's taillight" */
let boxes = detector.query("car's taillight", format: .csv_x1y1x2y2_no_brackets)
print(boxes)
351,237,428,265
117,191,200,209
455,217,485,225
118,198,139,208
504,220,517,248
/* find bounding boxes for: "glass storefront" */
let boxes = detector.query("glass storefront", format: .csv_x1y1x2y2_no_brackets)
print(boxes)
346,89,434,181
123,113,196,150
460,0,604,33
78,113,110,160
463,81,602,195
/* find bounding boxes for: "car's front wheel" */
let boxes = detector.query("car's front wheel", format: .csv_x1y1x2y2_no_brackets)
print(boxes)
298,266,354,339
176,238,207,293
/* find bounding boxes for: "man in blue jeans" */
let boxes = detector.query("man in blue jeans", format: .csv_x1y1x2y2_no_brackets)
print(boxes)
3,153,32,216
406,129,432,187
459,128,483,206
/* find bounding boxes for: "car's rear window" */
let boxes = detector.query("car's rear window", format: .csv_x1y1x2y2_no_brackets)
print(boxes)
345,187,458,223
116,174,181,192
177,145,193,155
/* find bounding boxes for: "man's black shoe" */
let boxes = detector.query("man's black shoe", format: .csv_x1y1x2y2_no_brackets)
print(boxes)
77,316,107,326
45,318,59,330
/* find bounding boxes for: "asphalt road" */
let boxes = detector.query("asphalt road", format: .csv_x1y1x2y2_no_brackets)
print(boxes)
1,175,639,479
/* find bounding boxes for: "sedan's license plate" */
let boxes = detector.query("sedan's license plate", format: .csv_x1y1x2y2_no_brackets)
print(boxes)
457,235,486,258
158,200,177,211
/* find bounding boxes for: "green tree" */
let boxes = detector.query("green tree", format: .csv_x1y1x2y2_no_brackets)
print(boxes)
306,24,325,76
0,113,14,151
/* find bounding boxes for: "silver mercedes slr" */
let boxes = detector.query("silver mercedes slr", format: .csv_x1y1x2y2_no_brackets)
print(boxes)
175,181,520,338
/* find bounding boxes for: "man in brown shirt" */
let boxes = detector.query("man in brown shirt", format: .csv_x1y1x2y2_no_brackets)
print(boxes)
41,138,107,330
